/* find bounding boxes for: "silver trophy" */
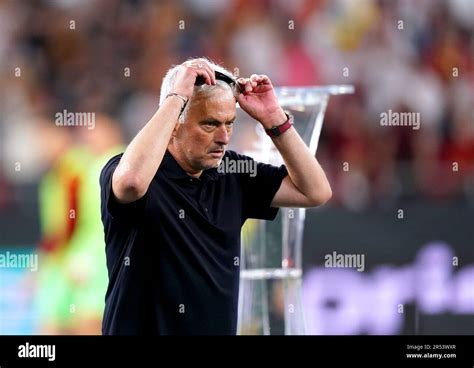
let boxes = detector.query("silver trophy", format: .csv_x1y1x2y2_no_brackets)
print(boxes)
229,85,354,335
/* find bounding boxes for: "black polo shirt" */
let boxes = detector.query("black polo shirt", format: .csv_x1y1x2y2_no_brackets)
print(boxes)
100,149,288,335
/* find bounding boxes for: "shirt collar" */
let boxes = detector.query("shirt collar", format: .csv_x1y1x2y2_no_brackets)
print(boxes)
161,150,224,181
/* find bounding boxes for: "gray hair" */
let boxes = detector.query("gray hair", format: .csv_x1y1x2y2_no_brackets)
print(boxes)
159,58,235,122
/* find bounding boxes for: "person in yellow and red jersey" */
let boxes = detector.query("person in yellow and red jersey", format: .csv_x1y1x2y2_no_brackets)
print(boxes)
62,114,124,334
35,119,91,334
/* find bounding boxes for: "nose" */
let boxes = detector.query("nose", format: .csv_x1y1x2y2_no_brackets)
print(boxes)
214,125,230,146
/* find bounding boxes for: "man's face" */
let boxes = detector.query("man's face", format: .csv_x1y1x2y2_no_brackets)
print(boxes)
173,84,236,172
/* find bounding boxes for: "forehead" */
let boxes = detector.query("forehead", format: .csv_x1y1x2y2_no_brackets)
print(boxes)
190,85,236,119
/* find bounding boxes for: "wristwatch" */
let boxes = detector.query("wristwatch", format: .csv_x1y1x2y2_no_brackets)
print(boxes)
265,112,294,137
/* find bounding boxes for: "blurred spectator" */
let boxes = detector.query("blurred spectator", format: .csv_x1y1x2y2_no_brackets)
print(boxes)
34,119,91,334
35,114,124,334
1,0,472,211
61,114,124,334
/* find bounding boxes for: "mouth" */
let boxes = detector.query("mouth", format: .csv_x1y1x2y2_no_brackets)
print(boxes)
209,149,224,158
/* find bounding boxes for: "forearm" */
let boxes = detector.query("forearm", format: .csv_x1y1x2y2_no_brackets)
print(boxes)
271,125,332,203
113,96,183,202
236,74,331,205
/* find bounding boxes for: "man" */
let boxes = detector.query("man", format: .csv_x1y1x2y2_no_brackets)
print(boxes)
100,58,332,335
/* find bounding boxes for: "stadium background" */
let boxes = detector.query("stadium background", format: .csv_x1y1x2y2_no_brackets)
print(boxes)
0,0,472,334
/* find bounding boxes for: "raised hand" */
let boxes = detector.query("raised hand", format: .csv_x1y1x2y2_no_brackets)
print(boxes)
236,74,286,129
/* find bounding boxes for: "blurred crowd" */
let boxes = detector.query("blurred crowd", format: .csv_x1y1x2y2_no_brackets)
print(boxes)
0,0,472,212
0,0,472,332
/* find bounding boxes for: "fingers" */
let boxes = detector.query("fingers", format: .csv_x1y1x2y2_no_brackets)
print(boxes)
236,78,245,90
172,59,219,99
184,59,216,85
237,77,252,93
252,74,270,85
249,74,260,88
199,60,216,85
237,74,270,93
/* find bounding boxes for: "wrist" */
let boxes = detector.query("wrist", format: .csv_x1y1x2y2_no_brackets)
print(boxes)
264,111,294,138
260,108,287,129
165,93,188,115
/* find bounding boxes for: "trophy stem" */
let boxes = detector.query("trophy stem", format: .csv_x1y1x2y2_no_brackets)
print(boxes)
237,85,354,335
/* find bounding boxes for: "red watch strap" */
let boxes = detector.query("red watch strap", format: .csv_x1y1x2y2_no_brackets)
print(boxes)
265,113,294,137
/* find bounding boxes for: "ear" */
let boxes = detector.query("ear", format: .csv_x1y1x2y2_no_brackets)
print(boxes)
171,120,182,138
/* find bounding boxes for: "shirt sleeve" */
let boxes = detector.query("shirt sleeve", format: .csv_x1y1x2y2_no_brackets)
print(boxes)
99,154,148,220
237,152,288,221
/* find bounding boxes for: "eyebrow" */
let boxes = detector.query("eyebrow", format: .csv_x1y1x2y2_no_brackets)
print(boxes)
199,117,236,125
